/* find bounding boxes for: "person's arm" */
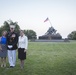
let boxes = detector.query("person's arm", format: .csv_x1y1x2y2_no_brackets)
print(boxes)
0,37,2,50
24,36,28,52
6,33,9,45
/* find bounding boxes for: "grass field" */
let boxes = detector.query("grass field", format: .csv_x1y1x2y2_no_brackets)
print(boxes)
0,41,76,75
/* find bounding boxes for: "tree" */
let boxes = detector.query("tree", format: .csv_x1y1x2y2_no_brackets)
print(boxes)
0,20,20,36
0,21,10,36
68,31,76,40
0,20,37,40
24,30,37,40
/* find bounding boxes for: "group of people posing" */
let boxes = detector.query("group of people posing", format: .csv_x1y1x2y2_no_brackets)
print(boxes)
0,25,28,69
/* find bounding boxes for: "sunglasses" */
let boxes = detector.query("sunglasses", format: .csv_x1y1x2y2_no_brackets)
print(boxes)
10,28,14,29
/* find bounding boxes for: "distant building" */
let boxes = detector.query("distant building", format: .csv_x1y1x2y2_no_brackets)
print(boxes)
39,26,62,40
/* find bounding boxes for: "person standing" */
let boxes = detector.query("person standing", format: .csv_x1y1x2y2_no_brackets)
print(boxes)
0,31,7,67
7,25,18,68
18,30,28,69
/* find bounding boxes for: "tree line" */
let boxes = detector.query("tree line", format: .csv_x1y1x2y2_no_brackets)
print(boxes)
68,31,76,40
0,20,37,40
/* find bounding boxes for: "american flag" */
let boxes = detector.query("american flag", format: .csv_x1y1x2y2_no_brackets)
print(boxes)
44,17,49,22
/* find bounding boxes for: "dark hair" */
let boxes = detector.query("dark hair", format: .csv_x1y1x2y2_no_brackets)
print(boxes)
20,30,24,33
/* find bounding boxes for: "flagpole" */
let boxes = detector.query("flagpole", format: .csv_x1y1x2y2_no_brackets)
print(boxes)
48,18,52,27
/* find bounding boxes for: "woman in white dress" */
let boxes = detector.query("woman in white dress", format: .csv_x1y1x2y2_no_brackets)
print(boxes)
18,30,28,69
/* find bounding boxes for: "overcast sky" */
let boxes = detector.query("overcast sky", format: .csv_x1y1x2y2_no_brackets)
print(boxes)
0,0,76,38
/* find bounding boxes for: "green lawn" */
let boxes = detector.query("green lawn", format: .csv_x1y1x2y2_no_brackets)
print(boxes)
0,42,76,75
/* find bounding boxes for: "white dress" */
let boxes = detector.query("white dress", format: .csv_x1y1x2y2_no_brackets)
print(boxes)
18,35,28,60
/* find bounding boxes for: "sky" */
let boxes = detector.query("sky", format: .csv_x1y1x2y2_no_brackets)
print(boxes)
0,0,76,38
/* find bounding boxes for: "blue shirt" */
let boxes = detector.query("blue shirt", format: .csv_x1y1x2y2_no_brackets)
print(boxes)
0,36,7,44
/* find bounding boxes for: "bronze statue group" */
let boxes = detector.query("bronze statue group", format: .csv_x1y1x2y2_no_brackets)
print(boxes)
0,24,28,69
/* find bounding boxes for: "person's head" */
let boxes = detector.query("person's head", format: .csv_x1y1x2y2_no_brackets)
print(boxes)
10,25,15,32
2,31,7,36
20,30,24,37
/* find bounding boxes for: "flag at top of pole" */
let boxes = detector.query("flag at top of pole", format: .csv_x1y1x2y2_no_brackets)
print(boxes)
44,17,52,27
44,17,49,22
